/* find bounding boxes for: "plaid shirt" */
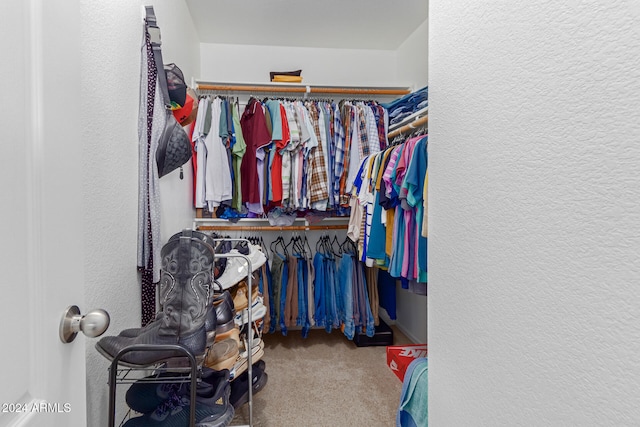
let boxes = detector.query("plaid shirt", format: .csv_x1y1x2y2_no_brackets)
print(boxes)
365,105,380,156
358,106,370,158
306,103,329,204
332,102,346,206
374,104,388,150
339,104,355,206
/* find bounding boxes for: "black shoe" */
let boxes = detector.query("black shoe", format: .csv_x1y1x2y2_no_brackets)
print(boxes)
124,368,234,427
230,360,268,409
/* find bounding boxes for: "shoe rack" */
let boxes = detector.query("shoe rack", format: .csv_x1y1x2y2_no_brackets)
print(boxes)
107,345,201,427
210,242,257,427
106,244,256,427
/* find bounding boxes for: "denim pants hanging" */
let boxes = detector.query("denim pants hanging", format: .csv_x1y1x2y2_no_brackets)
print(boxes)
295,254,311,338
339,252,356,339
313,252,326,329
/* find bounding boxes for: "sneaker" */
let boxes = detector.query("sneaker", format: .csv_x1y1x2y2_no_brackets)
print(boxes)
230,360,268,409
230,340,265,381
125,371,190,414
123,369,234,427
216,245,267,290
234,296,267,326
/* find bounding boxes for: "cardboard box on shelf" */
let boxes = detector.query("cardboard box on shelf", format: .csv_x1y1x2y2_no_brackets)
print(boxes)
386,344,428,382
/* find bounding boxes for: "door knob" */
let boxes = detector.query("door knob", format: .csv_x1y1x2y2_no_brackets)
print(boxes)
59,305,110,343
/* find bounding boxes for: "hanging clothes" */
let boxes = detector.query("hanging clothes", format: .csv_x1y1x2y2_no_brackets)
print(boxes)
240,97,271,213
347,132,428,293
190,95,389,218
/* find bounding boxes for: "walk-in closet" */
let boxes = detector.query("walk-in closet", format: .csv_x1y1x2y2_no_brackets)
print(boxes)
6,0,638,426
89,1,428,426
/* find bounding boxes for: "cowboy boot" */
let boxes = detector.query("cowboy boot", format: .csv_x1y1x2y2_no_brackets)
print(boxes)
96,235,214,367
118,230,219,345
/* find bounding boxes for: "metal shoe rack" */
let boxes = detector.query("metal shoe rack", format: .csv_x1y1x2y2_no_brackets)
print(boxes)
107,345,201,427
106,245,255,427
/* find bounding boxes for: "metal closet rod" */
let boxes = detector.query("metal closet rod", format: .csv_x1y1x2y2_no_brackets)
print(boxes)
387,115,429,139
196,224,348,232
196,83,411,96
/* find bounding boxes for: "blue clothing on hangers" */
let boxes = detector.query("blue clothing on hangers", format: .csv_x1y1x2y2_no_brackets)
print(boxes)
339,252,356,339
378,268,397,320
279,255,289,336
313,252,326,329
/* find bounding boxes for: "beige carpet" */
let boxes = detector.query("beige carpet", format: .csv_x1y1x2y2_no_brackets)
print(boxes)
230,326,412,427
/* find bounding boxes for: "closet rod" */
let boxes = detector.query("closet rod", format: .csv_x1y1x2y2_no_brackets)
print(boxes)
308,87,410,96
387,115,429,139
196,83,411,96
196,224,348,232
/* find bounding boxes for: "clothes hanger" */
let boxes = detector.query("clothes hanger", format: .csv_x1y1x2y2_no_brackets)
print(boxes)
315,235,324,254
259,236,270,258
331,235,342,257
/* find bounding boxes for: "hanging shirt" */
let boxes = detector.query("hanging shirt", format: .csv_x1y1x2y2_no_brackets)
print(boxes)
333,103,346,207
422,170,428,238
271,103,290,205
192,97,209,208
240,97,271,207
404,136,428,282
365,105,380,156
231,100,247,211
204,97,233,210
307,102,329,209
384,144,403,262
346,105,362,195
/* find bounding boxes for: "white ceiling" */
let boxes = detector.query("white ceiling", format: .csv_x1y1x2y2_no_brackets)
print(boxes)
185,0,428,50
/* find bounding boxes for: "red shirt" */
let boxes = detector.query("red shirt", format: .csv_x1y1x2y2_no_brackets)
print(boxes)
270,104,290,205
240,98,271,204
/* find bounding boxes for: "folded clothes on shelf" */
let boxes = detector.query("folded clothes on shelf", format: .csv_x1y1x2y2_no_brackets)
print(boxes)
271,75,303,83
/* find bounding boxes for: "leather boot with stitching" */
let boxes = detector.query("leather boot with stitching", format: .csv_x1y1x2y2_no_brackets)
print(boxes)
96,235,214,367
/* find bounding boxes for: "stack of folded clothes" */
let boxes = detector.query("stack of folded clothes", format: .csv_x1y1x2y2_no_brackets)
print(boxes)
270,69,303,83
382,85,428,126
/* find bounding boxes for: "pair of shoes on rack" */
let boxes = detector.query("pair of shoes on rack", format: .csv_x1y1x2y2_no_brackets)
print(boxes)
230,339,265,381
230,360,268,410
111,280,237,368
230,280,260,312
96,232,217,368
116,304,219,349
204,338,239,372
213,290,236,336
215,244,267,290
234,295,267,327
124,367,234,427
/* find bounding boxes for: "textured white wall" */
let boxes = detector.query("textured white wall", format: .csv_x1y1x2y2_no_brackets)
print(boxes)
429,1,640,425
199,43,400,86
80,1,199,425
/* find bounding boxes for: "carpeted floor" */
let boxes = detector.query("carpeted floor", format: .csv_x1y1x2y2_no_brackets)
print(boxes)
230,325,412,427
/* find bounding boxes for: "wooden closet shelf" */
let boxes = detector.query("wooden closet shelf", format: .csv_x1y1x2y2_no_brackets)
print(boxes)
195,81,411,96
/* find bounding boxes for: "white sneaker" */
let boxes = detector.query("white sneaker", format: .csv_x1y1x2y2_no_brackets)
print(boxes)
216,245,267,290
234,296,267,326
